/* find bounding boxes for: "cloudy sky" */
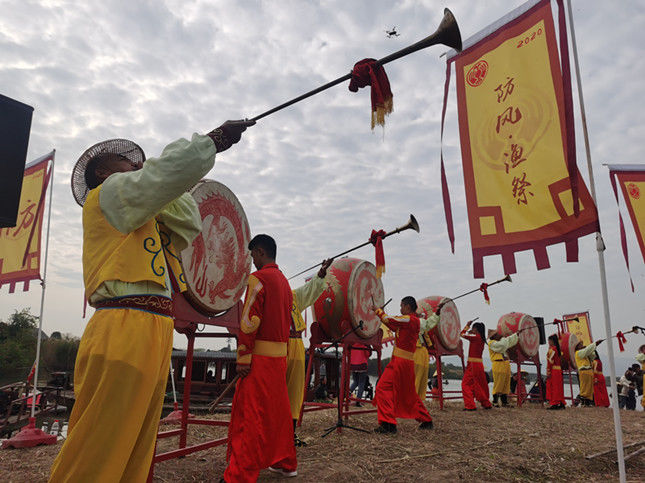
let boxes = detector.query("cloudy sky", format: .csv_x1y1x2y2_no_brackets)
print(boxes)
1,0,644,373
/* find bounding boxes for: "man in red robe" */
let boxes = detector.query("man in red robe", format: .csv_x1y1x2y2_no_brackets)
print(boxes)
223,234,296,482
373,296,433,434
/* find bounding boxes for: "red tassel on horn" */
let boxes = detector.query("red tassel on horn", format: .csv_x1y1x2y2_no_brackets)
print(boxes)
370,229,387,278
479,283,490,304
349,59,393,129
616,331,627,352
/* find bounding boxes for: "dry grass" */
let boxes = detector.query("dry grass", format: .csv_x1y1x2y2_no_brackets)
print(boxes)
1,403,643,482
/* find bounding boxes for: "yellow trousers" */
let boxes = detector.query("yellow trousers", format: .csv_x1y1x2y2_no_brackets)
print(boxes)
492,360,511,395
49,308,173,483
579,369,594,400
413,346,429,400
286,337,305,420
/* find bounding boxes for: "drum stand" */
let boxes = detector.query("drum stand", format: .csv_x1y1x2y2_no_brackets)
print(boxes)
510,352,544,407
555,321,578,406
425,334,466,410
301,322,383,437
147,293,240,482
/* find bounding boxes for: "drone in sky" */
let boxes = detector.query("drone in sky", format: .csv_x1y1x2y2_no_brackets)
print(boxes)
385,27,400,38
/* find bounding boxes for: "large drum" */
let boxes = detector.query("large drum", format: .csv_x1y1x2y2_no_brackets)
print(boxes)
179,180,252,315
312,257,384,339
497,312,540,358
416,296,461,350
559,332,579,370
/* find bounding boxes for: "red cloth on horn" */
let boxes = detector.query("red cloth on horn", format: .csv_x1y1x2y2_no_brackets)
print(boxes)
374,311,432,425
349,58,393,129
479,283,490,304
616,331,627,352
370,229,387,278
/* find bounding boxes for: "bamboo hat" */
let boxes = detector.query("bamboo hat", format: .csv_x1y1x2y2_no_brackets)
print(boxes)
71,138,145,206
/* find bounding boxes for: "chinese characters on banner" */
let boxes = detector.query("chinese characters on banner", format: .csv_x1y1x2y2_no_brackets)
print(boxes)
0,152,53,292
608,164,645,291
563,312,592,347
442,0,599,278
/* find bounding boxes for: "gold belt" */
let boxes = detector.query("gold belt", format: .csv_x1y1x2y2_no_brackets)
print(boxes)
468,357,483,363
253,340,287,357
393,347,414,361
552,365,561,370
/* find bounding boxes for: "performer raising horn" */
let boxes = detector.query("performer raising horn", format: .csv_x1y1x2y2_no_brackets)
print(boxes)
574,339,603,407
373,297,433,434
287,258,332,446
50,121,253,482
460,321,493,411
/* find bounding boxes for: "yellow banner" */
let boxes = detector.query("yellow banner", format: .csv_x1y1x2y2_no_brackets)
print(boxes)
450,1,598,277
0,154,52,292
564,312,592,346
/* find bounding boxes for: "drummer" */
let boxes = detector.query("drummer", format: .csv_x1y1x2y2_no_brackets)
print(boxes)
487,330,519,407
373,297,434,434
414,311,440,401
287,258,332,446
574,339,603,407
50,121,253,482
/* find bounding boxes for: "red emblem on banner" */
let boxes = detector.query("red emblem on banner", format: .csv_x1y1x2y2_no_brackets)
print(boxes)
466,60,489,87
627,182,640,199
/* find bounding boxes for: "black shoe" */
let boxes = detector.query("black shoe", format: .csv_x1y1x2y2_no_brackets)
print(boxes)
483,405,493,410
547,405,559,410
374,423,397,434
294,433,307,447
355,402,363,407
463,408,476,411
418,421,433,430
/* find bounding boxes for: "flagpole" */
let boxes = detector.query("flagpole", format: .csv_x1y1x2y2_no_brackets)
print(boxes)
30,151,55,419
564,2,625,481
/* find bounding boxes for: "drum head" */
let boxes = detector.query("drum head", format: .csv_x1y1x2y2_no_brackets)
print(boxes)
347,260,384,338
436,298,460,350
180,180,251,314
565,332,579,370
518,315,539,357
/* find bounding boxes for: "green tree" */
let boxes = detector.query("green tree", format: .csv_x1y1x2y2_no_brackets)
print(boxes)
0,308,38,384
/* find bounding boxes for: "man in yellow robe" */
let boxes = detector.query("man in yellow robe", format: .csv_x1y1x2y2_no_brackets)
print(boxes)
50,121,252,482
287,258,331,446
488,330,519,407
574,339,602,406
637,344,645,409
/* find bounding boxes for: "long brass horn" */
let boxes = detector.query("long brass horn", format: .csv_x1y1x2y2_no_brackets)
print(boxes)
445,274,513,303
251,8,462,122
288,214,421,280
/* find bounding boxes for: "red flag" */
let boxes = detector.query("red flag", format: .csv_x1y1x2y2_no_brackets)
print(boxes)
27,360,36,384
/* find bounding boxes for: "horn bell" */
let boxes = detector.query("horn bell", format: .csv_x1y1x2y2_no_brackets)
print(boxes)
438,8,463,53
408,214,420,233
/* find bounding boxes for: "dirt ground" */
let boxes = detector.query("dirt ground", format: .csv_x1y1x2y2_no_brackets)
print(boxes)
1,403,643,482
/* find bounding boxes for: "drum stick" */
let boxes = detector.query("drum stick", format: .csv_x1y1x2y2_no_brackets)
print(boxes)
208,375,240,413
371,296,392,311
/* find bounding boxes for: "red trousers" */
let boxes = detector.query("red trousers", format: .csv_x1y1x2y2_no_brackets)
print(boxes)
593,373,610,407
375,356,432,425
546,369,565,406
461,362,492,409
224,355,296,483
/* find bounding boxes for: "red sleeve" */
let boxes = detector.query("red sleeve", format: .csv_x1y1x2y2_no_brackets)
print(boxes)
236,274,265,366
376,309,412,330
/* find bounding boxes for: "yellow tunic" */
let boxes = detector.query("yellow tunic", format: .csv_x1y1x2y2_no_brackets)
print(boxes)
575,342,597,400
413,314,438,400
50,134,215,483
286,276,326,419
489,333,519,395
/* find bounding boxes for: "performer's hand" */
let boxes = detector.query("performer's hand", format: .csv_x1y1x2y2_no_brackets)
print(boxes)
318,258,333,278
236,364,251,378
595,339,604,346
208,119,256,153
436,301,445,315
